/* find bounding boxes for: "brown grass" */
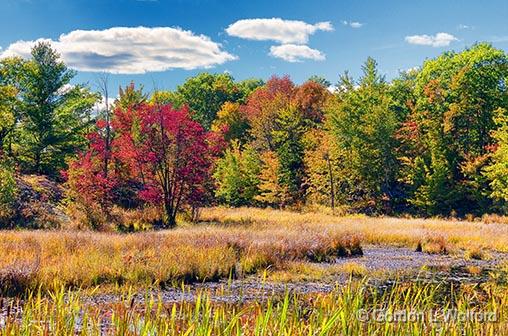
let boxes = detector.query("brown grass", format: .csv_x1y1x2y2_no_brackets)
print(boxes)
202,207,508,252
0,221,361,294
2,206,508,294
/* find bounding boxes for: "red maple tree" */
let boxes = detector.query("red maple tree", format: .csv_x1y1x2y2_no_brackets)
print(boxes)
67,102,219,228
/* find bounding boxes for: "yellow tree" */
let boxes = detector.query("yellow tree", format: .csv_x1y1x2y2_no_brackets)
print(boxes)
255,151,287,207
211,102,249,143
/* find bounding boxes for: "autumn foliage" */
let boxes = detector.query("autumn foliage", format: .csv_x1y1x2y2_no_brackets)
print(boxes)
67,102,219,228
3,42,508,230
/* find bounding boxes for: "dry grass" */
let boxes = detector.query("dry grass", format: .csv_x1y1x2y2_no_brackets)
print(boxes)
0,222,361,294
268,261,376,282
465,246,491,261
202,207,508,252
2,206,508,294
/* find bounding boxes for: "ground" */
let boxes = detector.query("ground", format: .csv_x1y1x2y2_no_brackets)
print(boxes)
0,207,507,334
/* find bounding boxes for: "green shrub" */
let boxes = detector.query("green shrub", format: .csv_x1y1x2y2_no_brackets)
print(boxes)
0,165,17,226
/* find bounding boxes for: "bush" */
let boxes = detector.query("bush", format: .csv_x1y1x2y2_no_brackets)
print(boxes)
0,165,17,227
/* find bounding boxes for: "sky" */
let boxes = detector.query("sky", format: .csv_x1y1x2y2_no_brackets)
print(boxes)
1,0,507,93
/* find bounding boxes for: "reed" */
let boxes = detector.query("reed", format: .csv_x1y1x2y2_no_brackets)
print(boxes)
0,277,506,335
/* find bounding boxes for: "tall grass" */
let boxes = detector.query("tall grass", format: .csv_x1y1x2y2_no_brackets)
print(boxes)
0,278,506,335
202,207,508,252
0,224,361,294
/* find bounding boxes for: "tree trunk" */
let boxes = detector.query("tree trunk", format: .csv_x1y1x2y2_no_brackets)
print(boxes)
34,150,42,174
326,154,335,212
163,201,177,228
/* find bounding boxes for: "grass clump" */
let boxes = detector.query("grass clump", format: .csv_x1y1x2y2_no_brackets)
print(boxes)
0,224,362,294
423,236,449,255
465,246,491,261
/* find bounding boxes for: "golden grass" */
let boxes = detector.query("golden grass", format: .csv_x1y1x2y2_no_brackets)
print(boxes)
268,261,379,282
202,207,508,252
2,206,507,294
465,246,492,261
0,221,361,294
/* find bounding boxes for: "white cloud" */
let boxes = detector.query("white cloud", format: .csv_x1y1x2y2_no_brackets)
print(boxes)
457,24,474,30
225,18,333,44
269,44,325,62
405,32,458,47
0,26,237,74
342,20,363,28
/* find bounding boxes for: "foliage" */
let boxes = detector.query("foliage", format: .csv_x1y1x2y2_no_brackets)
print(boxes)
211,101,250,143
293,79,331,123
242,75,295,151
66,151,117,230
0,164,17,225
68,100,218,228
0,84,18,155
213,141,261,206
307,74,331,88
1,42,99,175
303,129,343,208
115,81,148,109
404,43,508,215
175,73,243,129
272,105,306,205
327,58,399,212
4,41,508,224
484,108,508,207
255,151,286,206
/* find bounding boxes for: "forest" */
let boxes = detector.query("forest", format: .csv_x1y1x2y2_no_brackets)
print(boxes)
1,41,508,335
1,41,507,230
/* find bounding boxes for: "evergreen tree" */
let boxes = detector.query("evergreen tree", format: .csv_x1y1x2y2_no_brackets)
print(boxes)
5,42,99,175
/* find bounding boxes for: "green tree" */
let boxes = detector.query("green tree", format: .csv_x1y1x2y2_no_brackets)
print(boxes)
307,75,331,88
176,73,243,129
406,43,508,215
484,108,508,208
5,42,99,175
237,78,264,102
0,161,17,227
327,58,399,212
0,85,17,157
150,90,184,108
272,105,306,205
213,141,261,206
115,82,147,110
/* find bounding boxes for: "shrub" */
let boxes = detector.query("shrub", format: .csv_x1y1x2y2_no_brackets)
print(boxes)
0,165,17,227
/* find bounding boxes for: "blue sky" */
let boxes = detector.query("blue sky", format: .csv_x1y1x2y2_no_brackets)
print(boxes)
1,0,507,92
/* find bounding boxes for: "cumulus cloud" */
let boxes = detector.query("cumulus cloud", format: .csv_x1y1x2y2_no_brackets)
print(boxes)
342,20,363,28
405,32,458,47
0,26,237,74
225,18,333,44
269,44,325,62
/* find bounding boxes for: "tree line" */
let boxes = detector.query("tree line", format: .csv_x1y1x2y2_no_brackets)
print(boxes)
1,42,507,228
